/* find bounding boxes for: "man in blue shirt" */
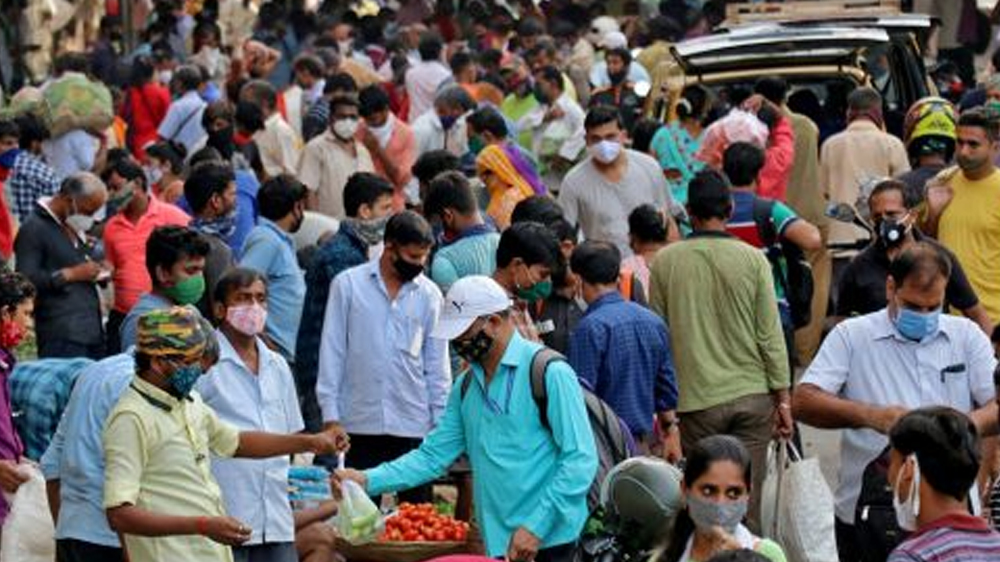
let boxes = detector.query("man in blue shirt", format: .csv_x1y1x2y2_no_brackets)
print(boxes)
317,212,449,503
240,175,308,363
10,357,93,460
567,240,680,460
296,172,394,432
337,275,597,562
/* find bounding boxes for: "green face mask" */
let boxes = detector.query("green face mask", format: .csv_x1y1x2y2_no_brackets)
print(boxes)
515,266,553,303
469,135,486,156
163,273,206,305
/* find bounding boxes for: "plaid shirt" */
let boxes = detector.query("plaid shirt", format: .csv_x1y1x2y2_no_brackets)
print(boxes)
10,357,93,460
8,152,61,222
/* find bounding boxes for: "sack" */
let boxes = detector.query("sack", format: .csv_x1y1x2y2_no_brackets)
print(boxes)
0,464,55,562
761,441,837,562
854,448,907,562
0,88,53,128
42,74,114,137
336,479,385,545
753,197,814,329
696,109,769,169
461,347,635,510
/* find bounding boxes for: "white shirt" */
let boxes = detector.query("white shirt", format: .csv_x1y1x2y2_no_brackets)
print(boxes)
405,60,452,121
517,93,586,163
42,130,99,177
411,110,468,160
801,309,997,523
253,113,301,178
195,333,304,545
589,61,651,89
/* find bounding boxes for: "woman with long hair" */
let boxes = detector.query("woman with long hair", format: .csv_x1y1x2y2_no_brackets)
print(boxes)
650,84,711,204
121,55,172,162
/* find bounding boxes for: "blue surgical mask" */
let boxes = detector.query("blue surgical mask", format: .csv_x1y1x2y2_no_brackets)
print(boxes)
894,307,941,342
439,114,458,131
0,148,21,169
169,363,204,398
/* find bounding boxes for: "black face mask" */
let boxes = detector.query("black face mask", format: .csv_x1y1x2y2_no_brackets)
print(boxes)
393,255,424,282
609,70,627,86
290,208,305,233
532,84,549,105
207,126,236,160
452,327,494,363
877,217,909,248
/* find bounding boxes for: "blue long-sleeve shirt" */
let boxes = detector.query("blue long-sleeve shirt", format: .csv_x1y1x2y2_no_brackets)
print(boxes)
366,333,598,556
568,292,677,436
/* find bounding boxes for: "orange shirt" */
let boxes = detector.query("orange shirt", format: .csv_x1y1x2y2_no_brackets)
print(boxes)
103,197,190,313
371,120,417,211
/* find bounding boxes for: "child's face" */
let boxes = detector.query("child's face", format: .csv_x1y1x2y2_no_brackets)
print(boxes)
0,135,18,153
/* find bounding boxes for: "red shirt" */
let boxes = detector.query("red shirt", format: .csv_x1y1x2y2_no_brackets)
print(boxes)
103,197,190,313
756,116,795,202
122,83,172,161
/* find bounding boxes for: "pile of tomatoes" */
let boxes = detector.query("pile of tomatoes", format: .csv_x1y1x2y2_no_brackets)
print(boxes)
378,503,470,543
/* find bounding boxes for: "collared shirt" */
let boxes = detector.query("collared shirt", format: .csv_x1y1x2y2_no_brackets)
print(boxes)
295,226,369,432
119,293,177,353
888,512,1000,562
429,229,500,293
41,353,134,547
316,259,450,437
239,219,306,359
103,376,241,562
10,358,93,461
253,113,301,178
298,132,375,219
800,310,997,523
8,151,61,221
196,332,304,545
568,292,677,436
42,130,99,178
518,93,587,186
157,90,208,155
366,333,597,557
405,60,452,120
104,198,191,313
411,110,469,159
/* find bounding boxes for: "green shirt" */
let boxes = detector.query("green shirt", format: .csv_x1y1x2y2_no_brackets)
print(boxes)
502,93,540,150
649,232,790,412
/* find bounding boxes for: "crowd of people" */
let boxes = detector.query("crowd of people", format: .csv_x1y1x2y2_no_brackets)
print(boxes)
0,1,998,562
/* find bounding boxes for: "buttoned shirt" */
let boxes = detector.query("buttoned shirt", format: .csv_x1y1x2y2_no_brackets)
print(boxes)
298,132,375,219
253,113,301,178
10,358,92,461
801,310,997,523
405,60,452,120
366,333,597,557
8,151,61,222
157,90,208,156
103,376,241,562
411,111,469,160
196,333,304,545
239,219,306,360
41,353,134,547
317,259,450,438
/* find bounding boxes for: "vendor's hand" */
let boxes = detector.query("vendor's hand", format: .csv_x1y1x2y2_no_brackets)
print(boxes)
202,516,252,546
309,432,342,456
360,126,380,151
321,424,350,453
871,405,908,435
64,261,102,283
661,426,683,464
772,403,794,440
334,468,368,490
0,460,29,494
506,526,541,562
741,94,765,113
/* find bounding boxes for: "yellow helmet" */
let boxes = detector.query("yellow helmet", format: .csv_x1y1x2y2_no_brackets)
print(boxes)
903,96,957,146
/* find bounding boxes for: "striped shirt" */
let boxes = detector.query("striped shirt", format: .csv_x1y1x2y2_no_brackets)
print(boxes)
888,513,1000,562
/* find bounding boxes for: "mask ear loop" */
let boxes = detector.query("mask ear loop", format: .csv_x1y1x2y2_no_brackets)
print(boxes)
909,455,921,518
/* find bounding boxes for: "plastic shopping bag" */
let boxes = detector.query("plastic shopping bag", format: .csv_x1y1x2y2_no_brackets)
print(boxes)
695,109,769,169
336,479,384,545
760,440,837,562
0,464,55,562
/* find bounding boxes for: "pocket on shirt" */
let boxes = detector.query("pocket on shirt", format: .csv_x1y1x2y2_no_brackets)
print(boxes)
942,368,973,410
396,316,424,359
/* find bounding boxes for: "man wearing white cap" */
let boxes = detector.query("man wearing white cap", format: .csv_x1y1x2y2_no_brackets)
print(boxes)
336,276,597,562
588,31,650,90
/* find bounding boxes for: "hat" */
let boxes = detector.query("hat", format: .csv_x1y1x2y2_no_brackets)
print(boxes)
601,31,628,51
432,276,512,340
136,306,208,361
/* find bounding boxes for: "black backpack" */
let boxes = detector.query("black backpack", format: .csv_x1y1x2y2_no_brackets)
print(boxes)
752,197,815,329
460,347,635,510
854,447,908,562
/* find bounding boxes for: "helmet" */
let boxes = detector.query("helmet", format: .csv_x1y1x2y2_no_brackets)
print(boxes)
902,97,957,160
600,457,683,547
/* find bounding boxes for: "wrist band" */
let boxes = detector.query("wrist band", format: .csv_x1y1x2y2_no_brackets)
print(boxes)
196,516,209,536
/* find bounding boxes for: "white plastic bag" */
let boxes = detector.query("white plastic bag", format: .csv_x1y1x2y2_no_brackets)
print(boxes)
760,440,837,562
0,464,55,562
696,108,770,169
336,479,384,545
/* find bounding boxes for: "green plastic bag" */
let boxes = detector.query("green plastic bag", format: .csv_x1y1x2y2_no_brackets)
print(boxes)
42,74,113,137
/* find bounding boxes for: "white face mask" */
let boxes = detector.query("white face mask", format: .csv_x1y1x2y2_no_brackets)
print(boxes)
66,213,95,234
588,139,622,164
146,166,164,186
892,455,920,532
333,118,360,141
368,114,395,148
158,69,174,85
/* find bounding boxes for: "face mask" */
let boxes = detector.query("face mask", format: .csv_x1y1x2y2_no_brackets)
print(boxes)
588,139,622,164
468,135,486,156
193,211,237,239
894,306,941,342
158,69,174,85
686,494,749,535
439,114,458,131
107,186,135,216
532,84,550,105
346,215,390,247
877,216,910,248
146,166,164,186
66,213,95,234
368,115,395,148
0,148,21,169
452,326,495,363
226,302,268,336
515,265,553,303
168,362,204,399
893,455,920,532
163,273,206,305
333,118,360,141
208,126,236,159
609,69,627,86
291,208,305,233
1,319,24,349
393,254,424,282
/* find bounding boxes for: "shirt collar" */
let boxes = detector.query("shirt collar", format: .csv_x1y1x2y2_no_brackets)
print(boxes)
216,329,280,374
259,218,295,247
130,374,186,411
847,119,881,132
498,331,529,369
265,113,283,128
872,308,954,343
912,512,990,538
586,291,623,314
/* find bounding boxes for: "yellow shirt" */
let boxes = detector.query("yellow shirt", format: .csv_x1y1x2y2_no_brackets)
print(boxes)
939,169,1000,322
103,377,241,562
298,132,376,219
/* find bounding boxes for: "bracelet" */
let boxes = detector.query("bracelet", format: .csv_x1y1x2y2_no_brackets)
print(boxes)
195,516,209,536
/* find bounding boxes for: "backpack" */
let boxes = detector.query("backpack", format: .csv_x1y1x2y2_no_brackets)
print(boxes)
854,447,907,562
461,347,636,510
752,197,814,329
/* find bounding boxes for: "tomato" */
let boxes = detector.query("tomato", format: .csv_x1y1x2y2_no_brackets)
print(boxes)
415,534,426,542
403,530,418,541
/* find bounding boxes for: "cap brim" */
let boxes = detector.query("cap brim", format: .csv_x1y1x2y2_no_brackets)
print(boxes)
431,315,477,341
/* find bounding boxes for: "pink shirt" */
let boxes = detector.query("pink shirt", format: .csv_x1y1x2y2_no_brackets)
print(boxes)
103,198,190,313
756,116,795,202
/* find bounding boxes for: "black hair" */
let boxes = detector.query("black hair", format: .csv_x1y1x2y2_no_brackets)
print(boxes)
418,32,444,61
293,54,325,78
868,179,907,208
992,324,1000,344
412,150,461,185
257,175,307,221
648,15,680,42
240,79,278,111
687,169,733,221
13,113,49,148
358,85,391,118
325,72,358,95
631,118,662,154
129,55,156,88
449,51,474,75
467,107,508,138
145,226,211,284
343,172,394,218
184,161,235,214
329,94,360,119
536,65,563,90
54,52,90,75
958,107,1000,142
496,221,561,269
605,47,632,66
571,241,621,285
188,146,224,168
705,551,771,562
888,242,952,290
213,267,267,305
889,407,981,502
384,210,434,247
146,141,187,174
424,171,478,218
234,99,265,133
585,105,623,132
517,17,545,37
0,120,18,141
723,142,766,187
847,87,882,112
629,204,668,244
0,271,36,313
172,65,203,92
510,196,579,243
112,158,148,190
754,76,789,105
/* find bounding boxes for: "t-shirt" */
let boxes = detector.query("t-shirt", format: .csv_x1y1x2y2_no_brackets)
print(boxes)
726,191,799,303
939,168,1000,322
